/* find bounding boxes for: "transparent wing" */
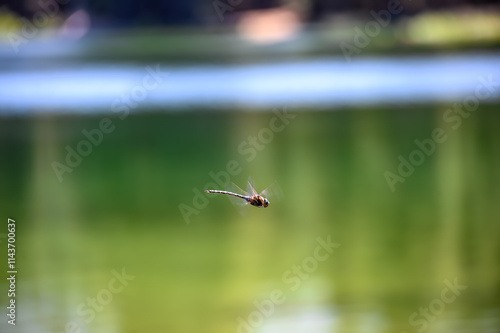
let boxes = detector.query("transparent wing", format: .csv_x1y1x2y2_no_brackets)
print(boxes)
246,177,258,196
260,181,284,202
225,182,249,207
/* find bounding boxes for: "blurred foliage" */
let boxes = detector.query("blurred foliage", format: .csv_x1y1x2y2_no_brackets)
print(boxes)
1,7,500,64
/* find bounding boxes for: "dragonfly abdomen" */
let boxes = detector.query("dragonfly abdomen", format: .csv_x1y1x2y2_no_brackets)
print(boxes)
204,190,249,201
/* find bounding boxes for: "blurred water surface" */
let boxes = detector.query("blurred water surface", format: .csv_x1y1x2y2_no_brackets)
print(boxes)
0,104,499,333
1,53,500,112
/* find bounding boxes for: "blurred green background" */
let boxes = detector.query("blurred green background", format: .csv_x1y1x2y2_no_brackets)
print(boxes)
1,1,500,333
1,106,500,333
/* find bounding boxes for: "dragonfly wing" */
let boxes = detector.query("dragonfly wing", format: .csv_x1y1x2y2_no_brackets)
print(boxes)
225,182,249,207
260,181,284,202
246,177,258,196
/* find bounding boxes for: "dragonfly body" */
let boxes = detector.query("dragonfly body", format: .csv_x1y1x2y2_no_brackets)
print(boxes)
248,195,269,208
204,190,270,208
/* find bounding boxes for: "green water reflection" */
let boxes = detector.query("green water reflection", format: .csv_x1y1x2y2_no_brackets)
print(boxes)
1,105,499,333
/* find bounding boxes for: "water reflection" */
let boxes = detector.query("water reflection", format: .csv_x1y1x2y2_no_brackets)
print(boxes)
1,107,498,333
1,54,500,112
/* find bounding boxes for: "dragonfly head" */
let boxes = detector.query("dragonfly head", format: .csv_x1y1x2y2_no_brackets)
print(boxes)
263,198,269,207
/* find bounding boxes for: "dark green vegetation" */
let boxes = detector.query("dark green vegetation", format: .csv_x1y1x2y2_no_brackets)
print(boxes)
1,105,499,332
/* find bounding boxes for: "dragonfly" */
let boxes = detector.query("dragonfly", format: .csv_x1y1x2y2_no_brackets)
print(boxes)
204,178,281,208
